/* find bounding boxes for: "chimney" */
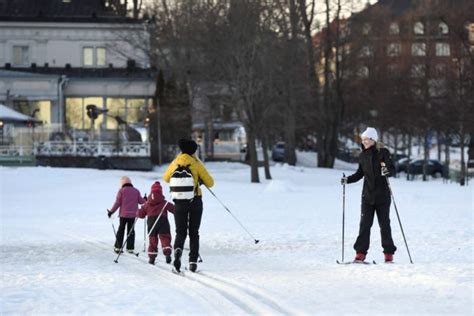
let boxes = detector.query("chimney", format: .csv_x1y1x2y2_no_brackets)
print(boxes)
5,63,11,69
65,63,71,69
31,63,37,69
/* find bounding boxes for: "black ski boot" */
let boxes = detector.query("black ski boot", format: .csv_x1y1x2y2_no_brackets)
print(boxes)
189,262,197,273
173,248,182,272
148,256,156,265
166,255,172,264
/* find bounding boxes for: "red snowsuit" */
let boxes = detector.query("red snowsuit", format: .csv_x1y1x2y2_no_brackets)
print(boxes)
137,182,175,259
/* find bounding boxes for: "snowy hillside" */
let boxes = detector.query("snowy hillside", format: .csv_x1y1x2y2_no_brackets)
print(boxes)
1,163,472,315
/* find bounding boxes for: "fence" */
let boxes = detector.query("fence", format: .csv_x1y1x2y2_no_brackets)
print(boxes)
35,141,149,157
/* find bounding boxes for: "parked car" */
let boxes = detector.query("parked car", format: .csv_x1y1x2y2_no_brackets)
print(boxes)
407,159,443,177
396,158,412,173
272,142,285,162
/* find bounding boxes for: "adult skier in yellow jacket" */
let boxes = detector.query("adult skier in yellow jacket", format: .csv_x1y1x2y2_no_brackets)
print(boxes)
163,139,214,272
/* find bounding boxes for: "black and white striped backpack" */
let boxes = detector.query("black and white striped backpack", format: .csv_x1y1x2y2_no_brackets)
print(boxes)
170,164,195,201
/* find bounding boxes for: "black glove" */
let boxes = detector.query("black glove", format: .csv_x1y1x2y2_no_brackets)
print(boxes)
198,178,204,186
143,193,148,201
341,177,348,185
381,166,389,176
107,210,112,218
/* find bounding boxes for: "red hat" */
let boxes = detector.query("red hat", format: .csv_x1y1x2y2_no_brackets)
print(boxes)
151,181,162,193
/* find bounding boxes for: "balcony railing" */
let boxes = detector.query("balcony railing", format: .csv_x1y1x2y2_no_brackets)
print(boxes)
35,141,150,157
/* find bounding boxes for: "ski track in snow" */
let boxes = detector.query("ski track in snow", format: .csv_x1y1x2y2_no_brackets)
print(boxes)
65,232,294,315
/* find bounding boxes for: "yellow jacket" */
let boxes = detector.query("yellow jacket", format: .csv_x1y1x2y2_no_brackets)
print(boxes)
163,153,214,196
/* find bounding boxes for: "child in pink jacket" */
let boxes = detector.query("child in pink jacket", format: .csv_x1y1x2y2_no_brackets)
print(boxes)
108,176,145,253
138,181,175,265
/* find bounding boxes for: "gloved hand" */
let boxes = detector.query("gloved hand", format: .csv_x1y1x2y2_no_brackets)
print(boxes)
198,178,204,186
107,210,113,218
341,177,348,185
381,166,390,176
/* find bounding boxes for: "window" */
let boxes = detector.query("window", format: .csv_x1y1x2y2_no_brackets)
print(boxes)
429,79,446,97
389,22,399,35
435,43,450,56
83,47,94,66
414,22,424,35
106,98,126,129
358,66,369,78
12,46,29,66
411,64,426,78
387,64,400,76
362,23,371,35
127,99,147,124
96,47,106,66
387,43,401,57
32,101,52,125
66,97,104,129
359,45,373,57
106,98,147,129
411,43,426,56
83,47,107,67
12,100,51,125
435,64,446,76
438,22,449,35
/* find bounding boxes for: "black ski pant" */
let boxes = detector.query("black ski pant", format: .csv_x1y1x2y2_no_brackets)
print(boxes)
173,197,203,263
115,217,136,251
353,201,397,255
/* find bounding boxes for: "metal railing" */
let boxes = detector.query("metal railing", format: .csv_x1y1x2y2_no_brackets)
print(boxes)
35,141,150,157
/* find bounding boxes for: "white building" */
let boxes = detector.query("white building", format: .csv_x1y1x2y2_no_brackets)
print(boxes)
0,0,156,168
0,0,155,139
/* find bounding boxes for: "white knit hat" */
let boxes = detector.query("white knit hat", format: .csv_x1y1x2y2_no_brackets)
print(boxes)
361,127,378,142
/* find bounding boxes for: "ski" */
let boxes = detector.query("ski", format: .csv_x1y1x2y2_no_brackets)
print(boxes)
337,260,376,265
114,250,139,257
172,268,185,276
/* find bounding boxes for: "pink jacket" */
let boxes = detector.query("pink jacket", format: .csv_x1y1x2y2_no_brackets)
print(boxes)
110,184,145,218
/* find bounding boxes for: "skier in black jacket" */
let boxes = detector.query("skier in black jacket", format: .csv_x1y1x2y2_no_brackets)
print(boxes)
341,127,397,262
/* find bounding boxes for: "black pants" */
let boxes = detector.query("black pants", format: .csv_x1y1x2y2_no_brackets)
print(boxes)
353,202,397,254
115,217,136,250
173,197,203,262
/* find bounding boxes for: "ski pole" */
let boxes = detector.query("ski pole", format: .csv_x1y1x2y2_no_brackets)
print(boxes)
205,187,259,244
114,217,139,263
143,193,148,253
146,202,168,238
183,246,203,262
108,209,117,237
143,217,146,253
384,174,414,264
342,173,346,263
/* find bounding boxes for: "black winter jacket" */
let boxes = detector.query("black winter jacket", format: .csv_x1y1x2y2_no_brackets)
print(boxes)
347,144,395,205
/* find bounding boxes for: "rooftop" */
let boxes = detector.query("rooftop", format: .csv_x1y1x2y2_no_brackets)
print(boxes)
0,0,141,23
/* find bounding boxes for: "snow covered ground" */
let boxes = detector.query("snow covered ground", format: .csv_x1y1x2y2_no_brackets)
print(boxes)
1,162,472,315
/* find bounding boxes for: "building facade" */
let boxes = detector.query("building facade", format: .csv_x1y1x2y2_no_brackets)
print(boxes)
0,0,157,169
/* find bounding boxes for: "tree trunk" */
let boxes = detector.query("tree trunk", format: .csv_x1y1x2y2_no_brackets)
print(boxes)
460,127,466,186
444,135,450,182
437,131,442,162
261,134,272,180
247,128,260,183
423,130,429,181
284,0,298,166
394,133,399,178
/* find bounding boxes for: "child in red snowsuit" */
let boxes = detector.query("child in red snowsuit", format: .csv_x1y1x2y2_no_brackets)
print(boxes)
137,181,175,265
